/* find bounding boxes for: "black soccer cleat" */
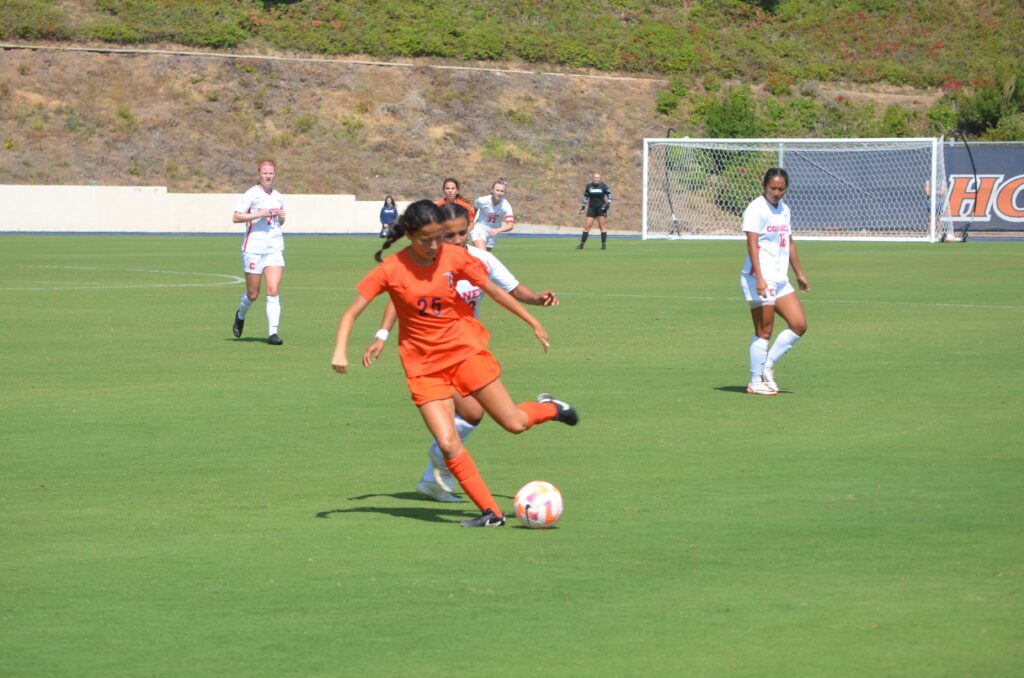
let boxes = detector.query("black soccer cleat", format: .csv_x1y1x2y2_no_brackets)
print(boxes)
232,312,244,338
461,509,506,528
267,333,284,346
537,393,579,426
575,243,584,250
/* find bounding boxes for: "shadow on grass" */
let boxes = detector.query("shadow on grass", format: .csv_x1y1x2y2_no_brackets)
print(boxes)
715,385,789,395
316,491,514,524
225,337,276,344
316,505,467,524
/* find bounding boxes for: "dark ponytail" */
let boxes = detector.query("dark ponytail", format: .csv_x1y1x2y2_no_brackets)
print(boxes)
374,199,444,263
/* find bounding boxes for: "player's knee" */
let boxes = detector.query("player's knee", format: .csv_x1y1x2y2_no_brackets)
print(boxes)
246,291,260,301
459,412,484,427
792,321,807,336
496,416,529,434
436,434,463,456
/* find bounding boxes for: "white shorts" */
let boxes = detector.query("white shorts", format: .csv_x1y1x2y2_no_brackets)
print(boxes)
740,273,794,307
242,250,285,275
470,223,496,250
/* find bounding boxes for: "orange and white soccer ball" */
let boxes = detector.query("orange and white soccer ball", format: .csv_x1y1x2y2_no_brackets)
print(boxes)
513,481,563,529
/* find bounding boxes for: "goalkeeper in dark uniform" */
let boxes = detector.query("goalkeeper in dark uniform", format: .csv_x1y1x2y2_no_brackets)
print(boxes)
577,172,612,250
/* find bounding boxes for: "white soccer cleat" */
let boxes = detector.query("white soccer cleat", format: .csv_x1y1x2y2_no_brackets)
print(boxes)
746,380,778,396
417,480,463,503
432,466,458,494
761,366,779,393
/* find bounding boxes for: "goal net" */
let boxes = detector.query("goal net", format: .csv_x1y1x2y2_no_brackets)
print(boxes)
642,137,947,242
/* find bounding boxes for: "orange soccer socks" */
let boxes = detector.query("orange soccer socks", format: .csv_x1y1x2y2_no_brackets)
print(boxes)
445,448,502,517
517,401,558,428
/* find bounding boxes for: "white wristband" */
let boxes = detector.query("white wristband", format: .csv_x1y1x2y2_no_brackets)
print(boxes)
374,329,390,342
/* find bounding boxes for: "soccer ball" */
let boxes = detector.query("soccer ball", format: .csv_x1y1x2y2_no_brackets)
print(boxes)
513,481,563,529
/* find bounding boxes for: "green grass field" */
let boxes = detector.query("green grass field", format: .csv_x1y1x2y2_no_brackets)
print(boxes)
3,235,1022,677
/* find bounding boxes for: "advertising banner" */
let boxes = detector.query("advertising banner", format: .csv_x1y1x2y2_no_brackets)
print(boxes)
943,141,1024,233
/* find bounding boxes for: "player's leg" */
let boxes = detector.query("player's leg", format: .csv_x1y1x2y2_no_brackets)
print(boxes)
747,304,777,394
263,264,284,344
234,267,262,337
418,398,503,522
419,392,483,501
577,216,594,249
763,288,806,389
740,273,777,394
597,215,607,249
472,378,578,430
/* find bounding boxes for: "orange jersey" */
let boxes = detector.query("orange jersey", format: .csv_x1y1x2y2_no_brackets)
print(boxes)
436,196,476,224
356,244,492,377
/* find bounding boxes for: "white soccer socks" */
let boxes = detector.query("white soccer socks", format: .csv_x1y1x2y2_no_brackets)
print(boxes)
237,292,253,319
766,329,801,370
266,295,281,335
749,336,770,384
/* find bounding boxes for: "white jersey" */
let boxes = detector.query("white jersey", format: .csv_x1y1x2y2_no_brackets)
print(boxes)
741,195,792,281
235,185,285,254
456,246,519,316
470,196,514,249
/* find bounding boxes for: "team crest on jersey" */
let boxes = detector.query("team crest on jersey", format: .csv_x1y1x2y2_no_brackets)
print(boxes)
444,271,454,289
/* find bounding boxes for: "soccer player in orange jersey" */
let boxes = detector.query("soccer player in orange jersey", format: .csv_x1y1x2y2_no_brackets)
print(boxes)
331,200,577,527
363,203,560,503
436,177,475,225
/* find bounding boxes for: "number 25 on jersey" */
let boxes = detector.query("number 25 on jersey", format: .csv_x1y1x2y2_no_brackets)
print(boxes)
416,297,442,317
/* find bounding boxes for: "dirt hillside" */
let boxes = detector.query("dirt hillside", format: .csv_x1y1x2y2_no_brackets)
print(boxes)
1,46,673,229
0,44,941,229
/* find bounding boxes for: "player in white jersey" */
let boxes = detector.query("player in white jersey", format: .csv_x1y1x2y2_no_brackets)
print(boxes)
740,167,810,395
363,202,558,502
470,179,515,251
231,159,287,345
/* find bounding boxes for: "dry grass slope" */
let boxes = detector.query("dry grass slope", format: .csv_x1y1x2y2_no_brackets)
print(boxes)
0,47,669,228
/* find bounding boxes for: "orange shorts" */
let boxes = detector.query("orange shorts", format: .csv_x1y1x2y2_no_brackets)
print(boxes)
406,350,502,406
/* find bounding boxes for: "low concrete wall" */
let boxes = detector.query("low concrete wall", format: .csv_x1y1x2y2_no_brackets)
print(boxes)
2,184,407,234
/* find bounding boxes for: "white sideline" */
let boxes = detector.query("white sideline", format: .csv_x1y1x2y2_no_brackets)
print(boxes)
7,267,1020,311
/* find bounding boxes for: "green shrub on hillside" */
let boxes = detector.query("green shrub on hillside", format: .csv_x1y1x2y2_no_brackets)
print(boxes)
880,105,917,137
698,86,761,138
3,0,70,40
84,18,146,44
655,90,679,116
5,1,1019,95
953,72,1024,139
987,113,1024,141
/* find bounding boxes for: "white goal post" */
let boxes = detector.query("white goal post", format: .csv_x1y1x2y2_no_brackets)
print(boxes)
642,137,947,242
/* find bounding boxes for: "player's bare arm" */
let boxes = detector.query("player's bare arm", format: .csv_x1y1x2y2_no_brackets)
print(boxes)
332,295,370,374
233,209,271,223
511,284,559,307
489,221,514,238
362,300,399,367
789,238,810,291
